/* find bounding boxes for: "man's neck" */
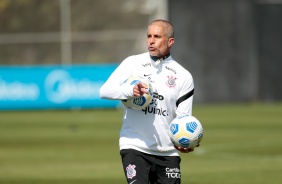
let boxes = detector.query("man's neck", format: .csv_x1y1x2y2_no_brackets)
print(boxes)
150,53,171,62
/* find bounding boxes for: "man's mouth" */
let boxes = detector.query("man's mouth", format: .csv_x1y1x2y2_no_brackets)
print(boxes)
148,46,155,51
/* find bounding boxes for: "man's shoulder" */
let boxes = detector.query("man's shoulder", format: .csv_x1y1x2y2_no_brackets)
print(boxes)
123,52,150,64
129,52,149,59
168,58,191,76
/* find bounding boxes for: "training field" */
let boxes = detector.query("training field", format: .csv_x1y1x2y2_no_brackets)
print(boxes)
0,103,281,184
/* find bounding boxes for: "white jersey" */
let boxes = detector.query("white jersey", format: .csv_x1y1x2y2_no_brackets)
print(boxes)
100,52,194,156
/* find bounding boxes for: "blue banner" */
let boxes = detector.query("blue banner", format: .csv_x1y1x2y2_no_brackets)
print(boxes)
0,64,120,110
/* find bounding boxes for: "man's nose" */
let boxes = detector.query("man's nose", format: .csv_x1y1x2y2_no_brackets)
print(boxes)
149,38,154,44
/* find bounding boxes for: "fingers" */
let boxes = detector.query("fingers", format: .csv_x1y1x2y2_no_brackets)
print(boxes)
174,146,195,153
133,82,149,97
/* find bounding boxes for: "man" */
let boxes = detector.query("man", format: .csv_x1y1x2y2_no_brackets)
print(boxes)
100,19,196,184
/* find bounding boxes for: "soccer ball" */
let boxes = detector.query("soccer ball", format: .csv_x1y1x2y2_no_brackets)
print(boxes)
121,76,153,110
169,115,204,149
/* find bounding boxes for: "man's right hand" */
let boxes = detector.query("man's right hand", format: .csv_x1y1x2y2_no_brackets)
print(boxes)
133,82,149,97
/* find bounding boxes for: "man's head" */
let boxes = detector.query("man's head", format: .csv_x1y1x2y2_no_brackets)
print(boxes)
147,19,175,58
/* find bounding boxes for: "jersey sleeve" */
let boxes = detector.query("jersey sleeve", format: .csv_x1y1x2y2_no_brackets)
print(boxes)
99,57,135,100
175,72,194,116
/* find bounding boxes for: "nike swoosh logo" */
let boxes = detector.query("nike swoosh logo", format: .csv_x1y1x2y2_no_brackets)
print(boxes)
129,180,137,184
144,74,152,77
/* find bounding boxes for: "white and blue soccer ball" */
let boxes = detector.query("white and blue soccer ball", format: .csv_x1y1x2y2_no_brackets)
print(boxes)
169,115,204,149
121,76,153,110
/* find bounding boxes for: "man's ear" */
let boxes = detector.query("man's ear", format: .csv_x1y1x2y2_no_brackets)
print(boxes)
168,38,175,47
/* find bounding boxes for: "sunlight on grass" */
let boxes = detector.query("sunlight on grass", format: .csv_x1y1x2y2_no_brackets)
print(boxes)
0,103,281,184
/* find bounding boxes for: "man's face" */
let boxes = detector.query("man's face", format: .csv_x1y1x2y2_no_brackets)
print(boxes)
147,23,174,57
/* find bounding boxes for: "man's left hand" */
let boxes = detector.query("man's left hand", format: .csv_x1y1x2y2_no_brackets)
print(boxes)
174,144,200,153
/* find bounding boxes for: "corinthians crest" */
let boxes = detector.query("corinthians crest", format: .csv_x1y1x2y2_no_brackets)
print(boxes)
126,164,136,179
166,75,177,88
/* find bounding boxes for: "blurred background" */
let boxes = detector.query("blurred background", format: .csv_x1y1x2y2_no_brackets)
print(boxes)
0,0,282,184
0,0,281,110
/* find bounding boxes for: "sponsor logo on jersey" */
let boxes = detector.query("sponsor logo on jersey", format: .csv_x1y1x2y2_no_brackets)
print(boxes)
165,66,177,74
142,106,168,116
166,75,177,88
126,164,137,179
142,63,151,67
142,92,168,116
153,92,164,100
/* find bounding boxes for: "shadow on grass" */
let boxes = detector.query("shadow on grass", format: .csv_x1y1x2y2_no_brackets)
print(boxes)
0,179,126,184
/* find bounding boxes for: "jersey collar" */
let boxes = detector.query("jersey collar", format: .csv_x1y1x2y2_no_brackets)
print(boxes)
150,53,171,62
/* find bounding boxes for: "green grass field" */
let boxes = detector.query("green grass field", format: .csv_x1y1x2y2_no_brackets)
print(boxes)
0,103,281,184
